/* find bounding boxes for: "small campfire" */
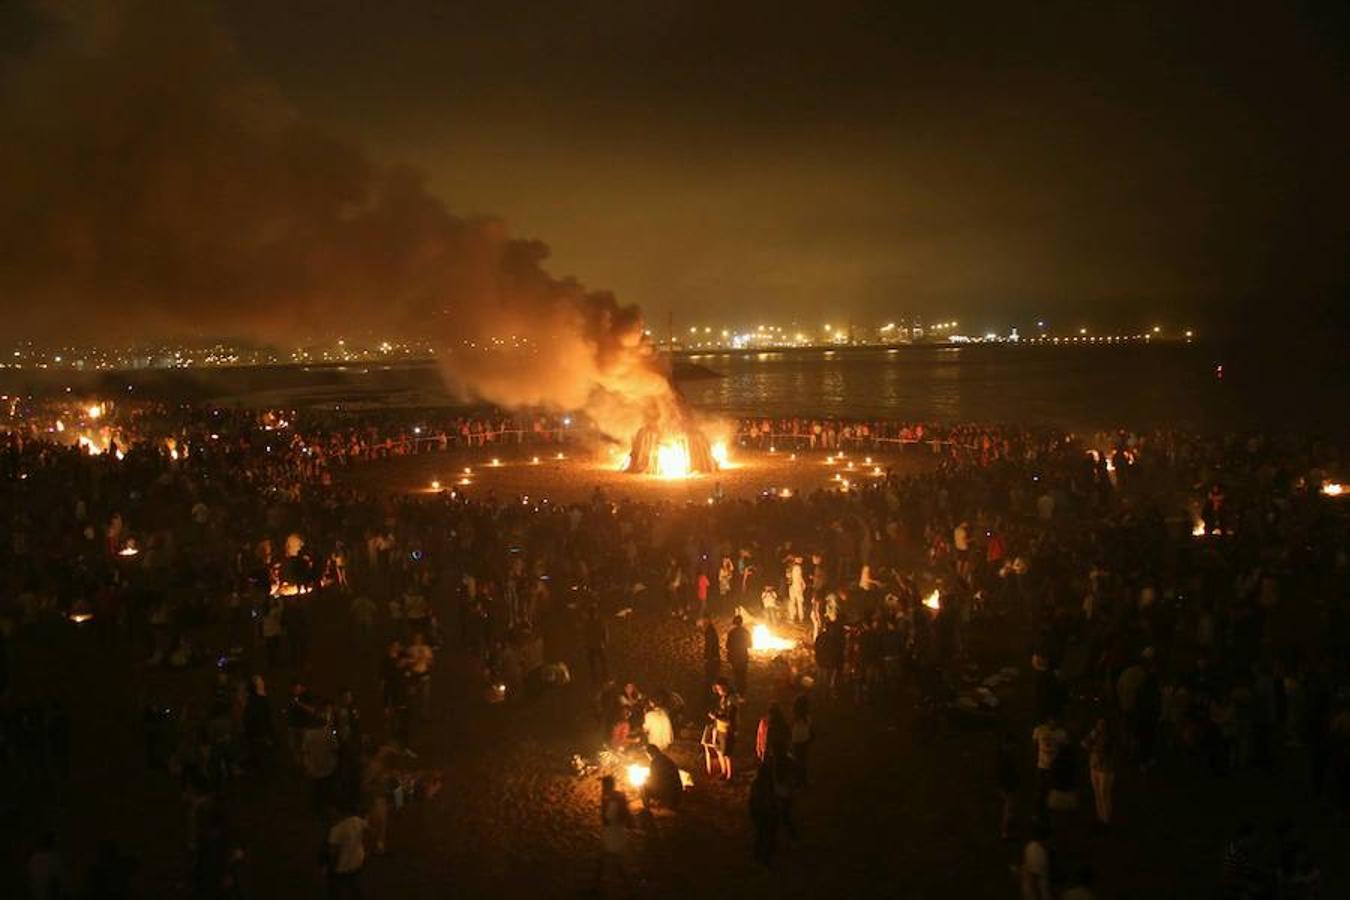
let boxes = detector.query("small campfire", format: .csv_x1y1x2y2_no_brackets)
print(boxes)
751,624,796,652
923,589,941,611
626,763,650,789
1322,482,1344,497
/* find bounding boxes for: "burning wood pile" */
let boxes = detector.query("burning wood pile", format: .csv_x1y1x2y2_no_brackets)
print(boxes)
621,401,725,478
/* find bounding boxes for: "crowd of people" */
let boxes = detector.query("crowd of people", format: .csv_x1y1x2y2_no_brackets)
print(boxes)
2,396,1348,898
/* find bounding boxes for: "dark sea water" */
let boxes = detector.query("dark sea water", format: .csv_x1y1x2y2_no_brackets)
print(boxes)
3,341,1343,435
676,343,1349,434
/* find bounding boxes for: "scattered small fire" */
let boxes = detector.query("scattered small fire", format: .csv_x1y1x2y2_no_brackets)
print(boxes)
531,456,540,465
1191,521,1208,537
86,404,104,419
117,541,140,558
459,477,472,486
490,458,501,467
1323,482,1344,497
271,582,313,598
68,612,94,625
626,763,650,789
923,590,941,611
710,441,729,468
751,624,796,652
430,480,441,491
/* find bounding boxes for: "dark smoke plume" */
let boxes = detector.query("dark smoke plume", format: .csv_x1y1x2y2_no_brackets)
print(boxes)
0,0,676,437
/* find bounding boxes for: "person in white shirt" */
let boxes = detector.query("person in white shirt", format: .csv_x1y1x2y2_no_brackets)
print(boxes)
326,812,368,897
788,558,806,623
643,699,674,751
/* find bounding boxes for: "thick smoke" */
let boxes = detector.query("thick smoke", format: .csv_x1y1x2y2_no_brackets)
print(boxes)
0,0,677,439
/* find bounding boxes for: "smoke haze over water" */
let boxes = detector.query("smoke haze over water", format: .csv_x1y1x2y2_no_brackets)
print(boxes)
0,0,675,437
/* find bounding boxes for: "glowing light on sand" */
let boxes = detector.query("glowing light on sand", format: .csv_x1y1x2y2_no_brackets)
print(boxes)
531,456,540,465
490,458,501,467
459,477,472,486
923,590,941,610
626,763,650,789
751,624,797,652
430,480,441,491
556,452,565,460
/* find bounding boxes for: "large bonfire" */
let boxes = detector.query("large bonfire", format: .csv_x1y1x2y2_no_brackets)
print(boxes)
624,400,719,476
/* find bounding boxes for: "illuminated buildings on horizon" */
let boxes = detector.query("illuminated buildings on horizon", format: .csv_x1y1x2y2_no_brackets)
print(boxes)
1,322,1196,371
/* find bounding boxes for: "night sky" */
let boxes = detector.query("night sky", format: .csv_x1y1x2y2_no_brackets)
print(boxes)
2,1,1347,341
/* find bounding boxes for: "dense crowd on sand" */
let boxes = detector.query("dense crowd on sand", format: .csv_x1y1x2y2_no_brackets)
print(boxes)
2,397,1349,899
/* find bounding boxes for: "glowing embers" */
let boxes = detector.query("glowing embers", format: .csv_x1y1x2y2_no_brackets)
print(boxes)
751,624,796,653
710,441,729,468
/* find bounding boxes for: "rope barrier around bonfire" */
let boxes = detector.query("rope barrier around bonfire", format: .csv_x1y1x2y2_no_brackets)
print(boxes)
736,433,977,453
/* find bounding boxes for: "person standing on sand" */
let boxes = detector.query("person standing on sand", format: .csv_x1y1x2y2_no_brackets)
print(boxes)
749,760,779,866
701,618,722,687
596,775,636,896
1032,715,1067,809
1082,717,1118,826
584,605,609,685
994,731,1020,838
705,678,741,781
726,615,751,696
324,807,367,900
